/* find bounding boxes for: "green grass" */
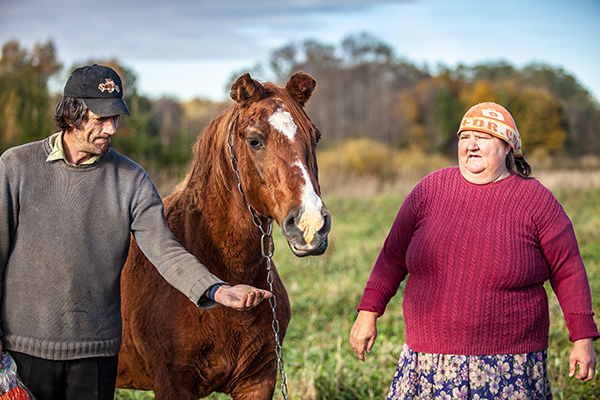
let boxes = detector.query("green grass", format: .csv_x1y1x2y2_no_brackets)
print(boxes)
117,187,600,399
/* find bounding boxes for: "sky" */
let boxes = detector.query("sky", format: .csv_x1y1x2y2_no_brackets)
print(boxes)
1,0,599,103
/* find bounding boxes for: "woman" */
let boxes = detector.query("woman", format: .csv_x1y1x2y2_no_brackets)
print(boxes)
350,102,598,399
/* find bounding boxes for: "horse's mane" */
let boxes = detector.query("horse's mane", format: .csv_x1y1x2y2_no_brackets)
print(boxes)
175,82,313,214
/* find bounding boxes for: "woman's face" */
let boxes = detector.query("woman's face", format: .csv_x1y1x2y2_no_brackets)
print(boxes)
458,130,510,184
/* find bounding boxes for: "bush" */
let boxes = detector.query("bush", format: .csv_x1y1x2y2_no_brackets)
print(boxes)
317,138,453,196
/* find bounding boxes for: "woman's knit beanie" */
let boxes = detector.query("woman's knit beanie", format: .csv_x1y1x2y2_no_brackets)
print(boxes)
457,102,522,157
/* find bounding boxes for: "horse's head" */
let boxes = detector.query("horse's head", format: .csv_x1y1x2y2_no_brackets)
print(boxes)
222,71,331,257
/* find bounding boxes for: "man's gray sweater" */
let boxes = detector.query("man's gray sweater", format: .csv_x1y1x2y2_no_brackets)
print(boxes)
0,138,224,360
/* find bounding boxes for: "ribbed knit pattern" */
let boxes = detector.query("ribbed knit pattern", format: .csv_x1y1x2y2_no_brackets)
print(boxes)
0,138,224,360
358,167,598,355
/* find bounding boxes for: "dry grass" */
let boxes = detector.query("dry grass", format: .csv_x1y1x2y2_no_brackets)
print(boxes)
535,169,600,191
317,139,453,197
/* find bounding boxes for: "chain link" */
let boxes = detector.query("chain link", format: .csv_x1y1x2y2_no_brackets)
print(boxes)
227,128,289,399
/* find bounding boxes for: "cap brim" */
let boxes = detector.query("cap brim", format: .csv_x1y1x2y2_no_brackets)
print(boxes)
83,98,130,117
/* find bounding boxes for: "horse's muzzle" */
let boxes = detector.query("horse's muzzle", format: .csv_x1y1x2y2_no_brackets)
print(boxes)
282,205,332,257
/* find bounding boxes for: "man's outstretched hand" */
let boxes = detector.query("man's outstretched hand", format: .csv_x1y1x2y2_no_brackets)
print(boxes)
214,285,273,310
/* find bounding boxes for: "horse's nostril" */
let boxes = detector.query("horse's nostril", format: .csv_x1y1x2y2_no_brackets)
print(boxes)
316,209,332,235
283,210,300,235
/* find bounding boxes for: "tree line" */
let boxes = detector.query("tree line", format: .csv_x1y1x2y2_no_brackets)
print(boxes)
0,39,223,173
235,32,600,159
1,33,599,174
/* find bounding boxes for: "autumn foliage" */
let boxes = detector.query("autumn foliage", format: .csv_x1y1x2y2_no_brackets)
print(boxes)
2,34,600,175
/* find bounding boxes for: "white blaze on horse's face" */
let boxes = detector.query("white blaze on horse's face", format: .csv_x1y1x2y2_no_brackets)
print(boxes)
268,109,297,141
295,161,325,245
269,106,324,245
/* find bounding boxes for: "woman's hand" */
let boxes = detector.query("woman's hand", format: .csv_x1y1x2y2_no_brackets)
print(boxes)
213,285,272,311
569,338,597,381
349,311,378,362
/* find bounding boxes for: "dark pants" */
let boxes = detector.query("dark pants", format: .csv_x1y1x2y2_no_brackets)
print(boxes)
10,352,118,400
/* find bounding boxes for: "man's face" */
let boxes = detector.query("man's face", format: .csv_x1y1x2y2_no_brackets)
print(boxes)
71,110,120,157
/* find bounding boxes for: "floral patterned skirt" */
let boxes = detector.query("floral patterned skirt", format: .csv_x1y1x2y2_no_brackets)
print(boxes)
387,344,552,400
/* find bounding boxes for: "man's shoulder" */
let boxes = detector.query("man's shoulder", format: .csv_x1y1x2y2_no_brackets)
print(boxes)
101,149,158,194
1,138,49,164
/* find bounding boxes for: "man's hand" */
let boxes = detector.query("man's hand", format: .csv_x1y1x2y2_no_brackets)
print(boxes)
213,284,272,311
349,310,378,362
569,338,597,381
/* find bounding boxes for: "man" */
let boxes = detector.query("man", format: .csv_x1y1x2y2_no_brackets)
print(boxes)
0,64,271,399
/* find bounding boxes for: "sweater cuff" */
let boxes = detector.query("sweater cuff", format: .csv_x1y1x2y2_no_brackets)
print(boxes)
357,287,388,317
566,311,600,342
190,275,227,310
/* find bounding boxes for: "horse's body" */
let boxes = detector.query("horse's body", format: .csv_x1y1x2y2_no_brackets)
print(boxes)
116,72,331,399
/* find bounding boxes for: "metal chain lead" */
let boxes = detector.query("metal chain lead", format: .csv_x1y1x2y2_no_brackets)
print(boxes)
227,130,289,400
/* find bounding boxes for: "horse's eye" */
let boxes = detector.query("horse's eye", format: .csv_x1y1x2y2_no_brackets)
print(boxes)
247,137,263,150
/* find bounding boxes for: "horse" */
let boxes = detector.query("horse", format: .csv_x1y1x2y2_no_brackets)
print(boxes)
116,71,331,399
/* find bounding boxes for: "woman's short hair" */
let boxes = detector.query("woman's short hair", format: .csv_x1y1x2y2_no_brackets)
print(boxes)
54,97,89,131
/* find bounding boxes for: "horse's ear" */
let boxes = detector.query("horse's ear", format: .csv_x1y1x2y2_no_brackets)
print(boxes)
230,73,267,107
285,71,316,107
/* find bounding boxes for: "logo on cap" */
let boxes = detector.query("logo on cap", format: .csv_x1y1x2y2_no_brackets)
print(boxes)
481,108,504,121
98,79,120,93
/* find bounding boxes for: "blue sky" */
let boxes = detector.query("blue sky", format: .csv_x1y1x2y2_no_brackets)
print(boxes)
1,0,599,102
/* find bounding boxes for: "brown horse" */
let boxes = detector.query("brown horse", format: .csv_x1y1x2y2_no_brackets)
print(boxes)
116,72,331,399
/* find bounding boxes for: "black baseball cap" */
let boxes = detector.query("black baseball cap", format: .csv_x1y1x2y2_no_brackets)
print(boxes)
63,64,130,117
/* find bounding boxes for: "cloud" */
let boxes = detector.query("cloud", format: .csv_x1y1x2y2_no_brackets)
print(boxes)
2,0,598,101
0,0,405,61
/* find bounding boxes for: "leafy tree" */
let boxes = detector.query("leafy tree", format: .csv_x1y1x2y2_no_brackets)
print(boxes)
503,84,567,155
519,64,600,155
0,40,62,152
239,34,599,158
455,62,599,156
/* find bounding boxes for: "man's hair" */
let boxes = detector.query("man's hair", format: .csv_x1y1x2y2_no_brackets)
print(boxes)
54,97,89,131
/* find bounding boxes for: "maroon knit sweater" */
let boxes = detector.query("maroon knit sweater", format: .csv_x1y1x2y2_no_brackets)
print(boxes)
358,167,599,355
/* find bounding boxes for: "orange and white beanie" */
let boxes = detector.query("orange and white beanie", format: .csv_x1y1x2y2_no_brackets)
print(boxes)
457,102,522,157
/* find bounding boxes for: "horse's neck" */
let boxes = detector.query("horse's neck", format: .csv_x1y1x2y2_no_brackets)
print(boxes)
197,188,267,285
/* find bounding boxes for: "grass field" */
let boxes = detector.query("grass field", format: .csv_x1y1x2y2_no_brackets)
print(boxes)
116,175,600,400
